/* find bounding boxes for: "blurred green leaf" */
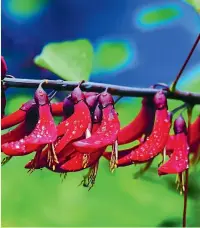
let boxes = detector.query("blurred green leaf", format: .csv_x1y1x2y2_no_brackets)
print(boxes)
34,39,93,81
184,0,200,14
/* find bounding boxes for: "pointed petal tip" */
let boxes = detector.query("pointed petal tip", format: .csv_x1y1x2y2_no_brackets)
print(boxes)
2,142,26,156
24,161,32,169
103,152,111,160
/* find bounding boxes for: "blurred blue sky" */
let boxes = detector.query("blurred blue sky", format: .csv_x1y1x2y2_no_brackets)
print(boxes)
1,0,200,88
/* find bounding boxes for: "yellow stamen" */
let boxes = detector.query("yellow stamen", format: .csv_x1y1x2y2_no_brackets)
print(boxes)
47,143,59,169
82,154,89,168
109,140,118,173
79,162,99,190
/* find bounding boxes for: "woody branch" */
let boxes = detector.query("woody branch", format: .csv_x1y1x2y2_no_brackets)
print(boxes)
3,77,200,104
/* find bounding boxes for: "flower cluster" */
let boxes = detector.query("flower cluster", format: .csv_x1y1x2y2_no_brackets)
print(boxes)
1,57,200,191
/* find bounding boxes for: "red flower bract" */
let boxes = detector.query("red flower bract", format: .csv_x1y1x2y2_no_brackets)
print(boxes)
166,116,200,163
1,82,57,156
72,91,120,153
1,56,7,79
1,105,39,144
60,103,103,172
49,123,104,172
189,116,200,164
118,97,155,145
45,92,98,117
103,91,171,167
53,85,91,154
25,85,93,170
189,116,200,147
2,121,27,145
158,115,189,175
50,102,64,116
25,97,102,174
1,99,36,130
47,121,105,190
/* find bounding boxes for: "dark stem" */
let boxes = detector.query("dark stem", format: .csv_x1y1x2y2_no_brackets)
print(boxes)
171,103,187,115
153,83,169,91
172,34,200,91
114,96,123,104
2,77,200,104
183,169,189,228
182,106,193,227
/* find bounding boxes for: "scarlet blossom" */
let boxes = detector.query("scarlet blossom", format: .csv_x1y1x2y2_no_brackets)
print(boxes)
117,97,155,145
25,91,100,175
2,82,57,157
166,116,200,164
103,91,171,168
25,85,94,170
1,56,7,79
158,115,189,175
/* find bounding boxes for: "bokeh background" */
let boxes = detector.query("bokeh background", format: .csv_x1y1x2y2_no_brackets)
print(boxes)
1,0,200,227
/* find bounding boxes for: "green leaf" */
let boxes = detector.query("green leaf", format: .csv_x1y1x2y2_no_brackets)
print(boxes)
34,39,93,81
184,0,200,14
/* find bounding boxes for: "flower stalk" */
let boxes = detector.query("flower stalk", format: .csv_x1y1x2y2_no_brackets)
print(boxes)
171,34,200,92
182,105,194,227
2,77,200,104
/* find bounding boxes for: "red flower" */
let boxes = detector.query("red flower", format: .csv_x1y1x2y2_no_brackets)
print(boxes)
51,84,91,156
1,105,39,145
166,116,200,164
72,91,120,172
25,93,100,173
118,97,155,145
1,90,57,130
2,82,57,156
158,115,189,175
103,91,171,167
1,56,7,79
73,91,120,153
